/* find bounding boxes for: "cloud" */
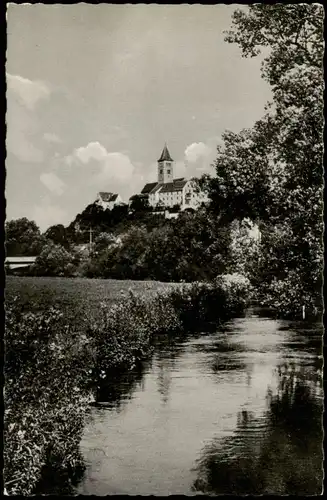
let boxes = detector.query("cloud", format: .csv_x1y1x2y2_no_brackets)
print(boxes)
43,132,62,144
6,73,51,110
40,172,66,196
184,142,212,163
6,98,45,163
65,141,138,201
64,155,74,167
6,73,52,163
74,141,108,164
182,139,221,178
101,152,134,183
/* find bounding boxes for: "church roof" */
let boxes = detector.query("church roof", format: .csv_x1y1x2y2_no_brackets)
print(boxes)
141,182,158,194
160,179,188,193
158,143,173,162
150,184,163,194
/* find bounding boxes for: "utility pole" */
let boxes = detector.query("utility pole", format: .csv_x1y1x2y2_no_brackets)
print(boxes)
89,226,93,254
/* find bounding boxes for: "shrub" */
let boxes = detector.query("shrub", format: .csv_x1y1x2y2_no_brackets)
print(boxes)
257,271,322,319
4,300,92,495
88,278,250,379
86,289,182,378
219,274,254,315
31,242,78,277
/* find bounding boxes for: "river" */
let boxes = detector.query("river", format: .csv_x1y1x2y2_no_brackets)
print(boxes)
76,309,323,495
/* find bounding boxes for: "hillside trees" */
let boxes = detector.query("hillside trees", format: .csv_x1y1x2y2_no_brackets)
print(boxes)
83,209,232,282
67,202,130,244
208,4,323,314
44,224,70,249
129,194,150,214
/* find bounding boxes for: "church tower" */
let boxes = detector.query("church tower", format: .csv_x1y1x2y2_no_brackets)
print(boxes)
158,143,174,184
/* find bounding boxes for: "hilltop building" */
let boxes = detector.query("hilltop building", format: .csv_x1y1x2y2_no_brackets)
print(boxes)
136,144,209,211
95,192,124,210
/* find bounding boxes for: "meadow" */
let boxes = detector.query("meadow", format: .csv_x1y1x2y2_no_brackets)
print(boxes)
5,276,181,326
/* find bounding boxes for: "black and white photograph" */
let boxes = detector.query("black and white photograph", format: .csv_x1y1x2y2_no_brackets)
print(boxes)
4,3,324,496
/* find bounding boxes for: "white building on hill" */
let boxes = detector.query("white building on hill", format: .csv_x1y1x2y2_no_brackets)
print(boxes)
138,144,209,211
95,192,123,210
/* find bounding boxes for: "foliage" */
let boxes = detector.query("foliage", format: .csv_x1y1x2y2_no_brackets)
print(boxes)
129,194,150,213
67,202,130,243
257,270,322,319
83,209,233,282
167,204,181,213
31,242,79,277
5,217,45,256
228,219,261,276
198,173,212,193
224,5,323,85
219,273,254,313
4,300,93,495
87,277,250,378
208,4,323,317
94,232,116,252
44,224,70,249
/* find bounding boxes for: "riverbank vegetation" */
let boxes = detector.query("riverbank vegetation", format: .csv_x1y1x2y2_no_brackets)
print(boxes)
4,277,251,495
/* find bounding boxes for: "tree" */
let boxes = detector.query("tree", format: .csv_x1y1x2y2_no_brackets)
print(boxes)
44,224,70,249
129,195,150,213
67,202,130,244
208,4,323,314
219,4,323,223
31,242,77,277
142,209,232,281
5,218,45,256
110,204,129,228
94,232,116,253
198,173,212,193
170,204,181,213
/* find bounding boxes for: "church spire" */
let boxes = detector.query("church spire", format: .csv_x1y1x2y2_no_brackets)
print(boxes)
158,143,173,162
157,143,174,184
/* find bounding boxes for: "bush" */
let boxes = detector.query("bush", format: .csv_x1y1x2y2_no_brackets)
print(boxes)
88,278,251,378
31,242,78,277
4,300,92,495
219,274,254,314
256,271,322,319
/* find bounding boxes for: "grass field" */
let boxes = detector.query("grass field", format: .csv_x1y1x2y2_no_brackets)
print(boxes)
5,276,180,327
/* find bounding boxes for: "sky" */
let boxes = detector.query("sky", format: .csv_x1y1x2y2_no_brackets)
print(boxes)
6,4,272,231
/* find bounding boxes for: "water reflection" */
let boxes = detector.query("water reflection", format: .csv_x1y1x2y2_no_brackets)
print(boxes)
192,363,323,495
92,363,147,412
154,333,197,405
156,358,172,404
77,314,323,496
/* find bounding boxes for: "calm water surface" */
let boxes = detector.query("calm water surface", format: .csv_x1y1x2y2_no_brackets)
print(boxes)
77,310,323,495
